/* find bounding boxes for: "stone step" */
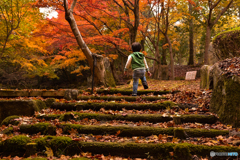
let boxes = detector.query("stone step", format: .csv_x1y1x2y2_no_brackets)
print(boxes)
0,100,46,123
77,95,167,101
3,122,229,138
0,89,66,98
34,112,218,124
86,88,180,95
51,101,176,111
1,135,239,159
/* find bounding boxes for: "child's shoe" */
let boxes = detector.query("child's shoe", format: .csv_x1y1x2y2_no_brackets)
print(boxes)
142,81,148,89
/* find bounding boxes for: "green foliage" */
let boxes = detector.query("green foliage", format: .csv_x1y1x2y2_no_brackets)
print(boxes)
0,0,58,87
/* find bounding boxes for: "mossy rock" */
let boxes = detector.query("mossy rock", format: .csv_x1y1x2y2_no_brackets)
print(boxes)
51,101,176,111
1,115,20,126
34,99,47,110
213,27,240,60
174,143,192,160
20,123,56,135
34,136,78,157
0,135,30,157
210,75,240,127
44,98,56,108
0,100,46,124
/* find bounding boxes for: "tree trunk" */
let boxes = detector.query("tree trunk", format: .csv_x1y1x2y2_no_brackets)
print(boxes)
110,60,119,84
162,39,167,65
166,35,174,80
188,1,194,65
152,42,161,79
204,25,211,65
64,0,115,87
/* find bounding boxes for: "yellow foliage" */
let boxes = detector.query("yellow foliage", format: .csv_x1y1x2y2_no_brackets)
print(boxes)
71,65,90,76
14,60,36,71
59,58,78,68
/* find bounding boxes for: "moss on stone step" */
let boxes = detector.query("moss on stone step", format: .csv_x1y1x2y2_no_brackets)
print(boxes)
77,95,167,101
1,135,240,158
51,101,175,111
1,115,20,126
35,112,218,124
174,128,188,139
20,123,56,135
0,100,47,124
86,88,179,95
44,98,56,108
3,122,228,138
0,135,31,157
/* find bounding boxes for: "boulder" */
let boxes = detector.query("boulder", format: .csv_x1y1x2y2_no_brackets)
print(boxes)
210,75,240,127
64,89,79,100
201,57,240,127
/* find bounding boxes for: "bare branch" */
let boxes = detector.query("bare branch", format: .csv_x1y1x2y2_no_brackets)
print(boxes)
122,0,134,11
212,0,233,26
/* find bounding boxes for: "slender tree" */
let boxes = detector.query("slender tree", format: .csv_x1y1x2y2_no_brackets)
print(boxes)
188,0,194,65
193,0,234,64
63,0,115,86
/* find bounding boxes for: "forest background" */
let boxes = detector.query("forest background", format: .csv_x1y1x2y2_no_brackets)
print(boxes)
0,0,240,89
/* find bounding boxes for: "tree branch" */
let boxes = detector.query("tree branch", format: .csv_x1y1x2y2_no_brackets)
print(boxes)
212,0,233,26
70,0,77,12
211,0,221,9
122,0,134,11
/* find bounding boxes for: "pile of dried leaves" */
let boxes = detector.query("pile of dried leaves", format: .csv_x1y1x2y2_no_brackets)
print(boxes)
219,57,240,77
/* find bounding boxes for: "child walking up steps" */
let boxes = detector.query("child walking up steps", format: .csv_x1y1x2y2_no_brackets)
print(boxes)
124,42,152,96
